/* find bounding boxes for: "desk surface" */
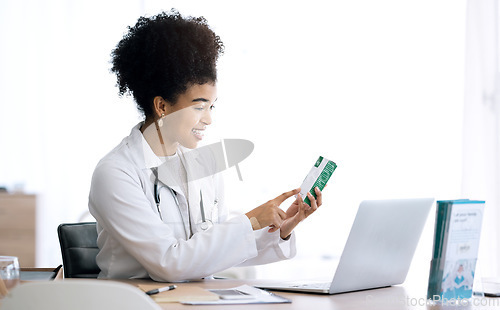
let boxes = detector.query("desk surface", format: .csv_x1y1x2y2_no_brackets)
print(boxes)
117,278,500,310
3,276,499,309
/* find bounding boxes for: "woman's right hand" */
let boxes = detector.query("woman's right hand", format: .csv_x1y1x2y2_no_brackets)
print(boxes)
245,188,300,232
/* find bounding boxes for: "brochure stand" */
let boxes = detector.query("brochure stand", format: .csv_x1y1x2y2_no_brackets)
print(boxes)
427,259,485,306
426,199,485,305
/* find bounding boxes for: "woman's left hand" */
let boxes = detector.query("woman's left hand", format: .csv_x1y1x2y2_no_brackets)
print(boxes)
278,187,323,239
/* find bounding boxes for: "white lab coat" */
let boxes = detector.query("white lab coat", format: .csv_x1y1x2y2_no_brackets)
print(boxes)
88,123,296,282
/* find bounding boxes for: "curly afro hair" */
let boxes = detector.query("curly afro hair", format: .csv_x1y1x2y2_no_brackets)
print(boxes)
111,9,224,119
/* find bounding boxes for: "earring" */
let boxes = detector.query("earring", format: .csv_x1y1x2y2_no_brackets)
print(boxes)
157,114,165,127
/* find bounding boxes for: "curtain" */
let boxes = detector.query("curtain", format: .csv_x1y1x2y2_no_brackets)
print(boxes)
462,0,500,277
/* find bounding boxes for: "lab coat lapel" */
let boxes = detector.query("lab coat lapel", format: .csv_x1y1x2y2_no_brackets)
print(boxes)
154,154,191,239
179,147,216,234
180,148,202,234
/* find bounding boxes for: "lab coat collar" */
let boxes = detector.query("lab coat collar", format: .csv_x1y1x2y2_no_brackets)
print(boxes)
130,122,203,172
129,122,211,188
129,123,164,170
129,123,183,197
127,122,171,172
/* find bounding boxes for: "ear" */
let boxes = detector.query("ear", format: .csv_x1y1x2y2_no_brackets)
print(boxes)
152,96,168,118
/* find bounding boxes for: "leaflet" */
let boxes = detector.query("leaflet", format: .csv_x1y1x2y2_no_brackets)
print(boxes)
299,156,337,206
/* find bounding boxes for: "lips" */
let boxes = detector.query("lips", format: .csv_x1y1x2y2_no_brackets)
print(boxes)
192,128,204,139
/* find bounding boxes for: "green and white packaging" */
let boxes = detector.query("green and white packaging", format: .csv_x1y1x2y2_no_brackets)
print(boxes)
299,156,337,206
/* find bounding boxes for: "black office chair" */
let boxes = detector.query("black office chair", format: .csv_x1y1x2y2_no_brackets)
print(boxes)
57,222,100,278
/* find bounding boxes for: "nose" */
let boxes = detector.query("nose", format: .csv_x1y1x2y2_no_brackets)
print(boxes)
201,108,212,126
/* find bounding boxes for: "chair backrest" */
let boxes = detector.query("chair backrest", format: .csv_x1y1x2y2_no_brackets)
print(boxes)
0,279,161,310
57,222,100,278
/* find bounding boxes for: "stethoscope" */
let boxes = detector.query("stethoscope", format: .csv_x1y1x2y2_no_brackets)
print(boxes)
151,167,211,235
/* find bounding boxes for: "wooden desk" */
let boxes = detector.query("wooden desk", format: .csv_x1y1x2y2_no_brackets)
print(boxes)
117,278,500,310
1,277,498,309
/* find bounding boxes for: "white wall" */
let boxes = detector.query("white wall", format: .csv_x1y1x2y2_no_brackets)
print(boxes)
0,0,466,282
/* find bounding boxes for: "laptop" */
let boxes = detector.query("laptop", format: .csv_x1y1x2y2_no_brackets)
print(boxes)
256,198,434,294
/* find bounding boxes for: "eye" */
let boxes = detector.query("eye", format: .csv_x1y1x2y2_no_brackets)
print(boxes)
194,104,205,111
210,104,215,111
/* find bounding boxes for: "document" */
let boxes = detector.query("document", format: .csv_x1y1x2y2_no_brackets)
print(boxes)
181,285,291,305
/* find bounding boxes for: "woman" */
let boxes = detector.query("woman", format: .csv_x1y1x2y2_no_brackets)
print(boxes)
88,10,323,282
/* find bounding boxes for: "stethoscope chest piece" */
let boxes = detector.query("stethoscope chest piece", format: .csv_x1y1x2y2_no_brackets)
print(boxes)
200,220,211,231
199,189,213,231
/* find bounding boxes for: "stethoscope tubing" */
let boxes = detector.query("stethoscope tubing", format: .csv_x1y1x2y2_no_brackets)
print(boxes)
152,168,211,235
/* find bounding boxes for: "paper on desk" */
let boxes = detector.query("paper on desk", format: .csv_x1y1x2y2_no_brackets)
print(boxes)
181,285,291,305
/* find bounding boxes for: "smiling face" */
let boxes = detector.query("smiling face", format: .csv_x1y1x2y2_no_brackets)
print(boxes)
160,83,217,151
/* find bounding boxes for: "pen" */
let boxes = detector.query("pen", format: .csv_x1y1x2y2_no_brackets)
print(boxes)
145,285,177,295
51,264,63,280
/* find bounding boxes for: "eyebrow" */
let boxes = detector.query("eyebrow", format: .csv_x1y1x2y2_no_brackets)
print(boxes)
192,98,218,103
192,98,209,102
